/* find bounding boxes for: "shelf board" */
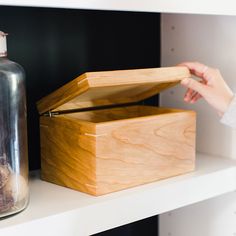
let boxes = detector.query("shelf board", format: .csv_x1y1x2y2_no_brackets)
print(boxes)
0,153,236,236
0,0,236,15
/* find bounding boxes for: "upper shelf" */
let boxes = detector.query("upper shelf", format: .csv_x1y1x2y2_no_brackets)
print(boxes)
1,0,236,15
1,153,236,236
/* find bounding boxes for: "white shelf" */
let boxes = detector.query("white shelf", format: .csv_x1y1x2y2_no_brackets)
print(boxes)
0,0,236,16
0,153,236,236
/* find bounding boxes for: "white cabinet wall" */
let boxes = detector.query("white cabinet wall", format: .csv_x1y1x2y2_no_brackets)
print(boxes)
160,192,236,236
161,13,236,160
1,0,236,15
160,13,236,236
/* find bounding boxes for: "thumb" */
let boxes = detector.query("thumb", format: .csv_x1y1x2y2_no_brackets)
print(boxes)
181,78,209,97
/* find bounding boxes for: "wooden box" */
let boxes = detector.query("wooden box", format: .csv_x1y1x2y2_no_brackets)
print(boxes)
37,67,196,196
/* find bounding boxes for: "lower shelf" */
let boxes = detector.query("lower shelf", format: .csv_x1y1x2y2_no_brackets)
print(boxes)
1,153,236,236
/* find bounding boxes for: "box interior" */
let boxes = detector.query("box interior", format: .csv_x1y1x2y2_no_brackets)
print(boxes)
63,105,184,123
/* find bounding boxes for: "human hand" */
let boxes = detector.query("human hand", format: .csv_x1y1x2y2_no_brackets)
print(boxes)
179,62,234,116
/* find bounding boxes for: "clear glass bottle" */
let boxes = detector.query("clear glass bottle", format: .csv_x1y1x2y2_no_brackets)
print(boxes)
0,31,29,218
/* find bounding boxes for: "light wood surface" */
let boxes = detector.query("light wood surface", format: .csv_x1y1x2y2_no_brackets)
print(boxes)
40,105,196,196
40,116,98,194
37,67,190,114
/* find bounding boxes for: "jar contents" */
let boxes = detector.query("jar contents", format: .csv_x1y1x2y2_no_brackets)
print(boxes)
0,154,28,215
0,155,13,212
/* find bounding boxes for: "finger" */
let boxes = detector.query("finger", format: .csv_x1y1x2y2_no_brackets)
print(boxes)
181,78,209,97
188,90,198,102
178,62,210,81
184,88,194,102
189,90,198,100
192,80,207,98
190,93,202,103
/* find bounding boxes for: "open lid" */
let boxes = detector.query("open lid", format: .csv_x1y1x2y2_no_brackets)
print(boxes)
37,67,190,115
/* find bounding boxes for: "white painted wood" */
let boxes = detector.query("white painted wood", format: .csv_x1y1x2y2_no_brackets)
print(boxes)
159,192,236,236
0,153,236,235
0,0,236,15
160,14,236,160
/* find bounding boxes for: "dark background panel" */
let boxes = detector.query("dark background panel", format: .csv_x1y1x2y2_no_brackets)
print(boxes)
0,6,160,236
93,216,158,236
0,6,160,171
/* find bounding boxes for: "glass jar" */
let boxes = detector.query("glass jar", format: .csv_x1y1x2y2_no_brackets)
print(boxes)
0,31,29,217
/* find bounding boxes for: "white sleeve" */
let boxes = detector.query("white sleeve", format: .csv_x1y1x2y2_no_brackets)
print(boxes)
220,95,236,128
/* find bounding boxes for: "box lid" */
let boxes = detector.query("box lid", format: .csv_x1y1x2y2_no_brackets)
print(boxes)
37,67,190,115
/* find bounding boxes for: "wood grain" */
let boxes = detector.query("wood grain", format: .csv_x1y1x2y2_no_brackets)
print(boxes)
40,115,98,195
40,105,196,196
37,67,190,114
94,107,196,195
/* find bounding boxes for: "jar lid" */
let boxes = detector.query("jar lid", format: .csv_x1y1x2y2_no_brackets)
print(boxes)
0,31,8,57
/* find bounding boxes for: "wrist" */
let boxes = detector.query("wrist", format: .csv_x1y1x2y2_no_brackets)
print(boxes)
219,93,235,116
220,94,236,128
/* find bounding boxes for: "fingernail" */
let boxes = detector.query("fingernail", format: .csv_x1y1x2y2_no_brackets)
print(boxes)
181,78,190,85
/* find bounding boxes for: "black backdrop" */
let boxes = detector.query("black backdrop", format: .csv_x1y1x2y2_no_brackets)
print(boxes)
0,6,160,235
